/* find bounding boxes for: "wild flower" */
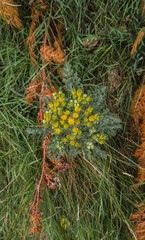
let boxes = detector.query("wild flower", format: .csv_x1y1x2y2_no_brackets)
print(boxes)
60,218,70,230
43,85,121,159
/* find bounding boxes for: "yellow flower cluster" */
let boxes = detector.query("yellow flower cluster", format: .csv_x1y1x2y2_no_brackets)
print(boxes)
92,133,107,144
43,88,105,153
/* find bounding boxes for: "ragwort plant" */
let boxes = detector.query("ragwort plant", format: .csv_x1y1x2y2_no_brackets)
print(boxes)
43,63,122,160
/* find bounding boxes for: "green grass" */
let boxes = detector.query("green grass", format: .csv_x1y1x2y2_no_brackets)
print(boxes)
0,0,145,239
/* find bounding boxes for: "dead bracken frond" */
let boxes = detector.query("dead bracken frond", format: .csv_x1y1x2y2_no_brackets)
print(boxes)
30,206,43,235
130,84,145,125
130,82,145,186
25,76,41,103
26,0,47,68
130,76,145,239
139,0,145,16
133,141,145,186
0,0,22,29
131,203,145,240
26,5,39,68
130,28,145,57
40,40,66,64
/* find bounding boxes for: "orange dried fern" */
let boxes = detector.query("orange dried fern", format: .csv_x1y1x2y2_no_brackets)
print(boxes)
40,40,66,64
130,28,145,57
0,0,22,29
131,203,145,240
130,83,145,185
25,75,41,103
130,84,145,125
26,0,47,68
131,1,145,56
139,0,145,16
30,206,43,235
130,78,145,239
26,5,39,68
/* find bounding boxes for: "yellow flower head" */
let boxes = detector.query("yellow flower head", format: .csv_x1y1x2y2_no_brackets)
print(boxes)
78,96,83,102
89,116,95,122
72,112,79,118
75,142,80,147
55,128,61,134
68,117,74,125
52,107,57,113
70,135,75,140
84,117,88,123
92,135,97,139
50,120,54,125
69,102,73,107
100,134,106,140
78,130,82,135
75,106,81,112
52,122,59,128
58,110,62,116
61,93,65,98
54,100,59,107
43,120,48,127
62,138,67,143
84,111,89,116
94,114,100,120
60,218,70,230
60,120,65,125
48,102,53,108
64,110,70,115
75,119,80,125
61,101,66,107
61,115,67,120
87,122,92,127
71,89,76,95
56,93,59,98
67,134,71,139
87,106,93,113
73,127,79,133
86,96,91,102
64,124,69,129
70,141,75,146
77,89,82,96
59,97,63,103
44,113,51,122
52,114,57,120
